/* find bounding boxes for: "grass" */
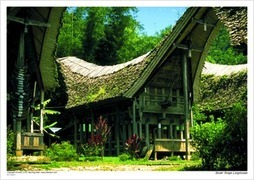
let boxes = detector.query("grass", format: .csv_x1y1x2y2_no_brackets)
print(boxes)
7,156,202,171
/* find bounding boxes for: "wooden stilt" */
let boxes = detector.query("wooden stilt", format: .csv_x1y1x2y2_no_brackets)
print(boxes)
132,98,137,134
182,51,190,160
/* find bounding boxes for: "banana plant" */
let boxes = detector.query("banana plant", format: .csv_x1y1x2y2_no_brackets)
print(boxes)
33,99,60,130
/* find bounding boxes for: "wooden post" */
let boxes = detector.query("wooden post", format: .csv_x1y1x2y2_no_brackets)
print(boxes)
158,122,161,139
80,118,84,144
91,109,94,135
122,121,126,145
115,106,120,156
30,81,37,133
15,120,22,156
40,90,44,134
139,112,143,139
73,114,77,147
182,51,190,160
132,98,137,134
145,119,149,148
169,125,173,139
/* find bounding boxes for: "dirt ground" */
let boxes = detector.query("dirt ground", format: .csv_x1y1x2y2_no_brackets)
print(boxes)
14,163,176,171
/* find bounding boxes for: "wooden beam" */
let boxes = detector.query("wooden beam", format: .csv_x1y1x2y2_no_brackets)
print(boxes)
7,15,51,27
182,51,190,160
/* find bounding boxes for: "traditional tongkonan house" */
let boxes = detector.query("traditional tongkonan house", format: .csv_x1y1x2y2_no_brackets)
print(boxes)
56,7,247,160
7,7,65,156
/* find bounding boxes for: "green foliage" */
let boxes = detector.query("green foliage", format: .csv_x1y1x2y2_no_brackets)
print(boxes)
125,134,141,159
57,7,169,65
218,102,247,170
7,126,15,156
119,153,132,161
191,119,226,170
44,141,78,161
207,26,247,65
191,101,247,170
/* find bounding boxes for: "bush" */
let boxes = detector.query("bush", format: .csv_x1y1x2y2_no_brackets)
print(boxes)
191,101,247,170
191,119,226,170
44,141,78,161
219,102,247,170
7,126,15,156
119,153,132,161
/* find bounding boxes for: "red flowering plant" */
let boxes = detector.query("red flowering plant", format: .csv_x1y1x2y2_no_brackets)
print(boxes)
86,116,111,158
125,134,141,159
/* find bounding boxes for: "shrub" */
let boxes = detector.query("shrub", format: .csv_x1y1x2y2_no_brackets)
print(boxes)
191,101,247,170
219,102,247,170
44,141,78,161
7,126,15,156
191,119,226,170
119,153,132,161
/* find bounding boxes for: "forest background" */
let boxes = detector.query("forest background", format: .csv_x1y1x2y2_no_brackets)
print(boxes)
57,7,247,66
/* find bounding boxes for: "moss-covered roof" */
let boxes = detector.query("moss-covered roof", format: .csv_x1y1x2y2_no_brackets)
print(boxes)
58,53,152,108
215,7,247,46
198,64,247,112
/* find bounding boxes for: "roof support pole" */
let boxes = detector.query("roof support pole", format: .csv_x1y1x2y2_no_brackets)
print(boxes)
182,50,190,160
132,98,137,135
115,105,120,156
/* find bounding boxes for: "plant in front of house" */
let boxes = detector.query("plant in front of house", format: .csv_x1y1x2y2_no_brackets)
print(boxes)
125,134,141,159
44,141,78,161
82,116,111,159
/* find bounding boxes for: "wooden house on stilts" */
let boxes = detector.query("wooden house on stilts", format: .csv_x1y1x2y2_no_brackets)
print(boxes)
7,7,65,156
57,7,226,160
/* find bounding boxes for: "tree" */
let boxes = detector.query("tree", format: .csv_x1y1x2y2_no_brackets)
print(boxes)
93,7,140,65
57,8,86,58
207,26,247,65
57,7,169,65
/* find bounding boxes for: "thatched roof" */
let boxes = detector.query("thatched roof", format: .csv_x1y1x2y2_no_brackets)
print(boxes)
7,7,66,90
202,61,247,76
198,62,247,111
215,7,247,46
58,7,224,109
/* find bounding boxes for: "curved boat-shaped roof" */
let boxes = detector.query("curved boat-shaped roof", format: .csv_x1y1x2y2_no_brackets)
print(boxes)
58,7,247,109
